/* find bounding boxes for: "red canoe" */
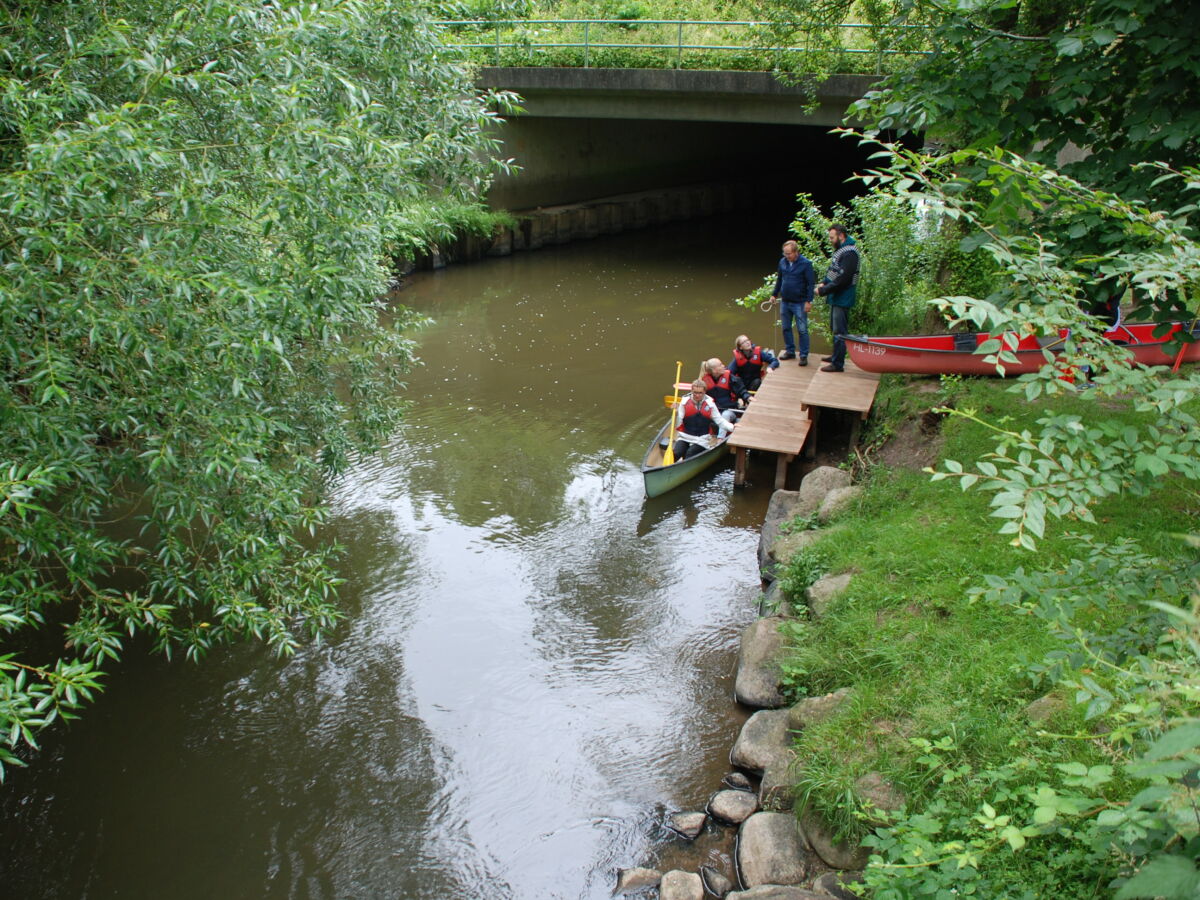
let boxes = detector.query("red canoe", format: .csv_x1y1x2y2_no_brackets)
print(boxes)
845,322,1200,376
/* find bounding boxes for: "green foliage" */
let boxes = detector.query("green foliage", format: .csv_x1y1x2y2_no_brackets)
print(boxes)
856,146,1200,549
777,546,828,599
780,142,1200,894
385,199,517,261
0,0,513,773
845,0,1200,213
863,539,1200,899
435,0,927,74
779,511,821,535
746,0,936,83
737,189,1002,334
773,372,1200,896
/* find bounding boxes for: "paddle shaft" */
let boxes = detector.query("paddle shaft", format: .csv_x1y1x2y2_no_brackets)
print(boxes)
661,361,683,466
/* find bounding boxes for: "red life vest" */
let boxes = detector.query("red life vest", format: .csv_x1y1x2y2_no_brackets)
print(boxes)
732,346,764,382
703,370,738,409
678,396,717,436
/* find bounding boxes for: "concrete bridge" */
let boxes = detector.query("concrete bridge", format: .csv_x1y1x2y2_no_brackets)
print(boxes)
477,67,878,211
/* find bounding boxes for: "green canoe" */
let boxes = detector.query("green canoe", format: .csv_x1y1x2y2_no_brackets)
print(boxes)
640,420,730,498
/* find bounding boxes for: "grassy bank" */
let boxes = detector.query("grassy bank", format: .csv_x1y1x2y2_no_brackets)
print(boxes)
775,374,1199,896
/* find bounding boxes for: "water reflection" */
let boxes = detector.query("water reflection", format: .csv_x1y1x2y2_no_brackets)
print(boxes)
1,212,811,899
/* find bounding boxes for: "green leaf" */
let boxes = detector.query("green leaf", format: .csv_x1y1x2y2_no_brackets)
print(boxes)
1055,35,1084,56
1114,856,1200,900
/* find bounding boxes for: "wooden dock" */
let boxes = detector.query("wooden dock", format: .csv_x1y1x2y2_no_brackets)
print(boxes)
726,358,881,488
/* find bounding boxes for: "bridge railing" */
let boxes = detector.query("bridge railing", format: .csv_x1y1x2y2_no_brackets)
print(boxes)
433,19,929,74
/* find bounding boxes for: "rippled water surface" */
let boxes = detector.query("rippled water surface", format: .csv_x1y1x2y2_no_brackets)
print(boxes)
1,213,827,899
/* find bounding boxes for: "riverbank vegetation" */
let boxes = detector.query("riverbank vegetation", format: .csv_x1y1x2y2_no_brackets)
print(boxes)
779,369,1199,896
764,6,1200,885
0,0,514,778
736,189,1001,336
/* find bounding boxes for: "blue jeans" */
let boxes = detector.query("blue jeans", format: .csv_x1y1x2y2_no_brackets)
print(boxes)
830,305,850,369
780,301,809,357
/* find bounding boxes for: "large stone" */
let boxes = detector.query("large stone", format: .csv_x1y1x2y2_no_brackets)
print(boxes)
669,811,707,840
736,812,810,888
799,812,869,871
788,688,853,732
727,889,825,900
818,485,863,523
1024,692,1068,725
759,489,805,571
798,466,852,509
730,709,793,773
760,579,796,617
723,771,754,791
615,867,662,893
769,528,825,568
760,756,796,811
735,617,788,709
812,871,865,900
700,866,734,898
660,870,704,900
855,772,906,822
708,789,759,825
807,572,854,619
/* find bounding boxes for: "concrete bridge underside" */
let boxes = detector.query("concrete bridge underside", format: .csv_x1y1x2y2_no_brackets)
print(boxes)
477,68,878,211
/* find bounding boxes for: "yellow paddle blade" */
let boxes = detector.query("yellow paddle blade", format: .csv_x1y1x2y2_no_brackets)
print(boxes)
663,395,679,409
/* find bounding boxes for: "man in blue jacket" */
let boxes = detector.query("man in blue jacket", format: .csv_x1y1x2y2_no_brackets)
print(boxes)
769,240,815,365
814,224,860,373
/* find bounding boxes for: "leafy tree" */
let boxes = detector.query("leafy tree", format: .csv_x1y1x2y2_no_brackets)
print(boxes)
754,0,1200,208
0,0,514,777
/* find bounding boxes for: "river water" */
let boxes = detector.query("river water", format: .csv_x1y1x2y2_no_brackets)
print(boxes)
1,211,828,899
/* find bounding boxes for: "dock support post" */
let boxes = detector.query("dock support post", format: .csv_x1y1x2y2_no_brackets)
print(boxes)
734,447,747,486
805,407,819,459
775,454,793,489
849,414,864,449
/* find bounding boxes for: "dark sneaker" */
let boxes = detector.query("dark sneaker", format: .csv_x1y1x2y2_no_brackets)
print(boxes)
799,356,808,366
820,364,843,373
778,350,796,360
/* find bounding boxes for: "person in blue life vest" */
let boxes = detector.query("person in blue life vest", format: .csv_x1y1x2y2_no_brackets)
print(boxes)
730,334,780,393
814,224,860,373
700,358,749,423
769,240,815,365
672,380,736,461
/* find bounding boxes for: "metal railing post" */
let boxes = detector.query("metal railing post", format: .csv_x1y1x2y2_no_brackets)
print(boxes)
494,22,501,66
584,20,590,67
676,21,683,68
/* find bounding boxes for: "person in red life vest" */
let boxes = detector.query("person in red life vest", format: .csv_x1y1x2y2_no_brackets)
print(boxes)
700,358,749,423
672,379,736,461
730,334,780,393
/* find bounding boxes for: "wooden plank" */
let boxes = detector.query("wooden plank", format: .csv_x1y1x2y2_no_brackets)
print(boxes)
803,359,880,414
728,421,810,455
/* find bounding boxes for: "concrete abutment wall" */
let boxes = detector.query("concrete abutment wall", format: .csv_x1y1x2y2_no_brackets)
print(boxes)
410,179,765,271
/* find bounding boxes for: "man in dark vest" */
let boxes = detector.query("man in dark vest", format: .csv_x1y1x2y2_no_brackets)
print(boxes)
814,224,860,373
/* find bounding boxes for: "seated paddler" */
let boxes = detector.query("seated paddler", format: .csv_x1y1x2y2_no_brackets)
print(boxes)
700,357,749,423
730,334,779,393
672,380,736,461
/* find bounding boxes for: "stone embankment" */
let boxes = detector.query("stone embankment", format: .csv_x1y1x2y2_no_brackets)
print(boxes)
616,466,904,899
407,181,759,271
